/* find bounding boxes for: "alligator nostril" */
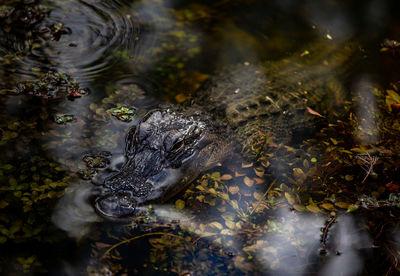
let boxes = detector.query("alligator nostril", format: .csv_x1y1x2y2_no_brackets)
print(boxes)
94,192,137,218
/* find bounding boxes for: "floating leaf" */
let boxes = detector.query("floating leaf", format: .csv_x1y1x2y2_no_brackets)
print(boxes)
209,222,223,230
230,200,239,210
0,201,9,209
244,176,254,186
306,106,324,117
253,192,264,201
241,162,253,168
228,186,239,195
220,174,232,181
387,89,400,103
330,138,339,145
235,171,245,177
293,168,305,179
306,204,321,213
254,167,265,177
320,203,334,211
225,220,235,230
175,93,188,103
347,205,358,212
175,199,185,210
335,202,351,209
284,192,295,205
345,175,354,181
293,204,306,211
196,185,205,191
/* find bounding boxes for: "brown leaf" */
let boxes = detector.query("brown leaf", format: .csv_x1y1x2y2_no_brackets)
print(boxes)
241,162,253,168
254,167,265,177
221,174,233,181
228,186,239,195
391,103,400,113
244,176,254,187
95,242,112,249
235,171,245,177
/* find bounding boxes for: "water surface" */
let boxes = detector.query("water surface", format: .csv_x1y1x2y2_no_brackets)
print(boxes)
1,0,400,275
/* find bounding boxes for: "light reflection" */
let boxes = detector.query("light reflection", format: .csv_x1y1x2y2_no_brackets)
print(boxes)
52,180,100,238
354,76,379,144
319,215,372,276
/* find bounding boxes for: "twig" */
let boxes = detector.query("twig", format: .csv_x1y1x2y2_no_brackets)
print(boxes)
249,180,276,216
103,232,186,257
356,152,378,184
321,216,336,251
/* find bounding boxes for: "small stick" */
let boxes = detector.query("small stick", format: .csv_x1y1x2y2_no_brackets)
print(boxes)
321,216,336,251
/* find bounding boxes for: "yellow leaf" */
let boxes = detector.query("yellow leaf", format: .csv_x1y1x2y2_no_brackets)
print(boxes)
225,220,235,230
209,221,223,230
175,199,185,210
293,204,306,211
320,203,334,211
306,204,321,213
244,176,254,186
196,185,205,191
230,200,239,210
335,202,351,209
387,89,400,103
241,162,253,168
284,192,295,205
175,93,188,103
220,193,229,201
220,229,233,235
330,138,338,145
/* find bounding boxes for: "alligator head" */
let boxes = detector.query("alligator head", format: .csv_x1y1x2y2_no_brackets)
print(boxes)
94,106,232,218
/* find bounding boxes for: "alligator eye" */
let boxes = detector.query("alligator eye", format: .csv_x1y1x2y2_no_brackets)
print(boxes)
94,192,137,218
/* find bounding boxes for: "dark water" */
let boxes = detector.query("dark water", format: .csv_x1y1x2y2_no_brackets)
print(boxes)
1,0,400,275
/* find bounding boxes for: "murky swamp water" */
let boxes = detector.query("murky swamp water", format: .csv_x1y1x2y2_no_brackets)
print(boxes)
1,0,400,275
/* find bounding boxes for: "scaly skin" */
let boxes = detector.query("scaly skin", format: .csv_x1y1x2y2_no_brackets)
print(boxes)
94,40,360,218
196,41,358,142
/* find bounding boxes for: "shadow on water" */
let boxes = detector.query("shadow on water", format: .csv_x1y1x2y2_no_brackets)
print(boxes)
1,0,400,275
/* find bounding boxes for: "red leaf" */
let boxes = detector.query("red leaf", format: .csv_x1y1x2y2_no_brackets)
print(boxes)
306,106,324,117
386,182,399,192
391,103,400,113
68,91,83,98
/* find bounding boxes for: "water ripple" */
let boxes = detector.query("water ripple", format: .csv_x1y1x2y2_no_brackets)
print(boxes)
1,0,141,82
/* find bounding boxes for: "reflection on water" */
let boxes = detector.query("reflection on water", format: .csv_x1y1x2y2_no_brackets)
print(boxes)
1,0,140,82
1,0,400,275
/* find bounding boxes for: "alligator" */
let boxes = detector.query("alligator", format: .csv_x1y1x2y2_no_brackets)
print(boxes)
93,40,360,218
